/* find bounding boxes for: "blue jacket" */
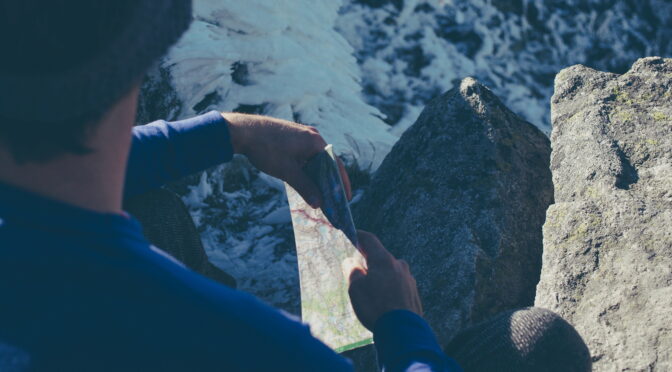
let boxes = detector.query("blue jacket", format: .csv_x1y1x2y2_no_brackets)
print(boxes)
0,111,460,371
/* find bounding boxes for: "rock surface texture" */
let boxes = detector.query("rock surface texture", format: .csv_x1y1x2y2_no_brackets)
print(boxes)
535,57,672,371
353,77,553,349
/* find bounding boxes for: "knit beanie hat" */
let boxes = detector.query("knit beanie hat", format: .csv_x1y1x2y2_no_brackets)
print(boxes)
0,0,192,124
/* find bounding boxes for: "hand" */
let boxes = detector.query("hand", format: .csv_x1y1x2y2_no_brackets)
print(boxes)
347,230,423,331
222,112,351,208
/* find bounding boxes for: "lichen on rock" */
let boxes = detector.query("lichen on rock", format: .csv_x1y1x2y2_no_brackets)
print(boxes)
536,57,672,371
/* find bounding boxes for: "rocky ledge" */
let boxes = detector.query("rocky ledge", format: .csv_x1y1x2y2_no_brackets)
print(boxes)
535,57,672,371
138,52,671,371
354,77,553,345
346,77,553,371
351,58,672,371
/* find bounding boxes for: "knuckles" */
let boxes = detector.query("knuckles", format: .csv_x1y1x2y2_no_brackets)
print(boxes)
297,128,326,154
308,131,327,149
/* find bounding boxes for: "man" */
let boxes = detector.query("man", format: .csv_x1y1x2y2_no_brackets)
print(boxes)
0,1,591,371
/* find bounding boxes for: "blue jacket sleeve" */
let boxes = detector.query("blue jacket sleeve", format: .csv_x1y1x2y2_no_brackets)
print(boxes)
125,111,234,197
374,310,463,372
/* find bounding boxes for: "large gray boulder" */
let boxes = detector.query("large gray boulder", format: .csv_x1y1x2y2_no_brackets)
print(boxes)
352,77,553,349
535,57,672,371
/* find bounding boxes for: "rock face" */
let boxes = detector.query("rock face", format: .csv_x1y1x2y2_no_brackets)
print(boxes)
353,77,553,348
535,57,672,371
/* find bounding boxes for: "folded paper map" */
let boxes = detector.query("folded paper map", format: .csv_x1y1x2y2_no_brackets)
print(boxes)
285,145,372,352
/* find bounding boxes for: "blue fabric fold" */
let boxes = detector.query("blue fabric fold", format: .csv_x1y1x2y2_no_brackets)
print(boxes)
125,110,234,196
0,111,461,371
374,310,462,372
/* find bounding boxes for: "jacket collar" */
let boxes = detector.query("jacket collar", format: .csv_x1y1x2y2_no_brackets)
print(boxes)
0,181,146,243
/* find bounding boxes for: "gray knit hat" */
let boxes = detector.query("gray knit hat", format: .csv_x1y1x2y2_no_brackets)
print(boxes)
0,0,192,123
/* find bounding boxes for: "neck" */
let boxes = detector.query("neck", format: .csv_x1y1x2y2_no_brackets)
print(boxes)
0,88,138,214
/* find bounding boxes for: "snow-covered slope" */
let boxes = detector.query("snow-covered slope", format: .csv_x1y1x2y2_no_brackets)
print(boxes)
164,0,396,169
141,0,394,313
138,0,671,313
337,0,672,134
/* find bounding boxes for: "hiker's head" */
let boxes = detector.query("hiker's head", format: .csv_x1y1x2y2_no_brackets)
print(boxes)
0,0,192,162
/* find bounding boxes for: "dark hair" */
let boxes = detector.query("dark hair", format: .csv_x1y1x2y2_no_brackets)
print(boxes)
0,0,192,162
0,1,134,162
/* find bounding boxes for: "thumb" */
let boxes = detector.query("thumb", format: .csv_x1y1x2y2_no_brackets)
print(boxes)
357,230,394,266
348,266,367,287
285,167,323,209
342,256,366,283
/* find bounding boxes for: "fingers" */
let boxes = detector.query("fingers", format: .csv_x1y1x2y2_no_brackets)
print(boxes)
284,126,325,209
304,126,328,156
305,126,349,202
357,230,394,267
336,157,352,201
285,167,323,208
348,266,367,286
342,255,366,281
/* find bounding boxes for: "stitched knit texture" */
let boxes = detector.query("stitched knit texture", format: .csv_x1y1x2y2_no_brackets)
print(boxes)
445,307,591,372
